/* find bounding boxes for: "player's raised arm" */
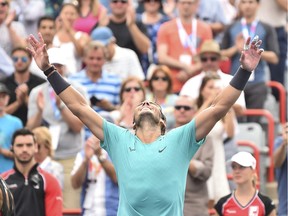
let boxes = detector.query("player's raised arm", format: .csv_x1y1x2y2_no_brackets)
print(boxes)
195,36,263,141
27,33,105,140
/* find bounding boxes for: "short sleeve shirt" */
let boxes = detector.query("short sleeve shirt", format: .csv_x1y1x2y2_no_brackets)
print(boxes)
101,119,205,216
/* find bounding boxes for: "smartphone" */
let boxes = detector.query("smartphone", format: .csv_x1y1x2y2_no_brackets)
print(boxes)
90,95,102,106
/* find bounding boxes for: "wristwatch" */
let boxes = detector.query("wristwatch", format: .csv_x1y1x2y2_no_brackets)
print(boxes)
98,154,107,163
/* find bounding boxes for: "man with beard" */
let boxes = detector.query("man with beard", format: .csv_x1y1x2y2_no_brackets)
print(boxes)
0,47,46,125
28,32,263,215
1,128,62,216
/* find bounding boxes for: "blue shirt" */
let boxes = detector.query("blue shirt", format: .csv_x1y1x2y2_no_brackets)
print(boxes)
274,136,287,216
0,114,23,173
101,119,205,216
69,69,121,138
221,20,279,84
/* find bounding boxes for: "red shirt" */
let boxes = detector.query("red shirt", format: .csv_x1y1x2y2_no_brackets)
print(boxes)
215,190,275,216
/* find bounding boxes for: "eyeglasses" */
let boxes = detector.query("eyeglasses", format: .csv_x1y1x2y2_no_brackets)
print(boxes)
152,76,168,81
200,56,218,62
111,0,127,3
231,164,248,170
0,1,8,7
124,87,142,92
174,105,194,111
12,56,29,63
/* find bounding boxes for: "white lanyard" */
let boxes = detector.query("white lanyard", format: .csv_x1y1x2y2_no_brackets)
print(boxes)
241,18,258,40
176,18,197,54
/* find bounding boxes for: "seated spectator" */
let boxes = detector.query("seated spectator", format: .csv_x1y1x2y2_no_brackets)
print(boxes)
0,176,14,216
273,122,287,216
1,128,63,216
71,135,119,216
214,151,276,216
110,76,146,130
0,83,23,174
91,26,145,81
33,126,64,189
173,95,214,216
146,65,178,130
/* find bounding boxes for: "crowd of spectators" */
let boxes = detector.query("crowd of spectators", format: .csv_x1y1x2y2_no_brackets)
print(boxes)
0,0,287,215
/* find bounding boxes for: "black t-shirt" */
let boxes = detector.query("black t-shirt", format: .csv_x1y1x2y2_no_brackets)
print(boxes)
107,19,148,60
0,73,46,125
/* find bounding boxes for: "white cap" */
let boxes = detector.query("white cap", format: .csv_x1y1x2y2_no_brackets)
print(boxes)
47,47,66,66
231,151,256,170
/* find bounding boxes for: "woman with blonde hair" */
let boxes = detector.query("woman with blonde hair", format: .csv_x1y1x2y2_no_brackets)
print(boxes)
214,151,276,216
33,126,64,188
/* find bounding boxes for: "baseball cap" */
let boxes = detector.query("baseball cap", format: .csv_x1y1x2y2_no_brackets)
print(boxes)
47,47,66,66
0,83,10,95
90,27,114,46
231,151,256,170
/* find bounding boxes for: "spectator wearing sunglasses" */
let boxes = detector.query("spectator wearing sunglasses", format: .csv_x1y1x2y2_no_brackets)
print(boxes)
0,47,46,126
146,65,178,130
214,152,276,216
172,95,214,216
110,76,146,130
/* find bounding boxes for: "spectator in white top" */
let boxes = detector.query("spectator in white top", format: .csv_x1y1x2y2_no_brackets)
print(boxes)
91,26,145,81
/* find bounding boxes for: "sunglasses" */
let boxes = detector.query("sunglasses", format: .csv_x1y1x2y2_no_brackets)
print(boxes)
12,56,29,63
0,1,8,7
124,87,141,92
144,0,161,3
174,105,194,111
231,164,248,170
111,0,127,3
200,56,218,62
152,76,168,81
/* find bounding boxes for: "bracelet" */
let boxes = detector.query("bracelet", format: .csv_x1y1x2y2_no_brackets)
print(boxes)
47,72,71,95
229,67,252,90
44,65,56,77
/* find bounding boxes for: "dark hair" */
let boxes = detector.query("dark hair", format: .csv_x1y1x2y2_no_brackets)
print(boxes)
11,47,32,59
196,73,220,108
11,128,36,146
0,177,14,216
148,65,173,93
37,16,55,29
